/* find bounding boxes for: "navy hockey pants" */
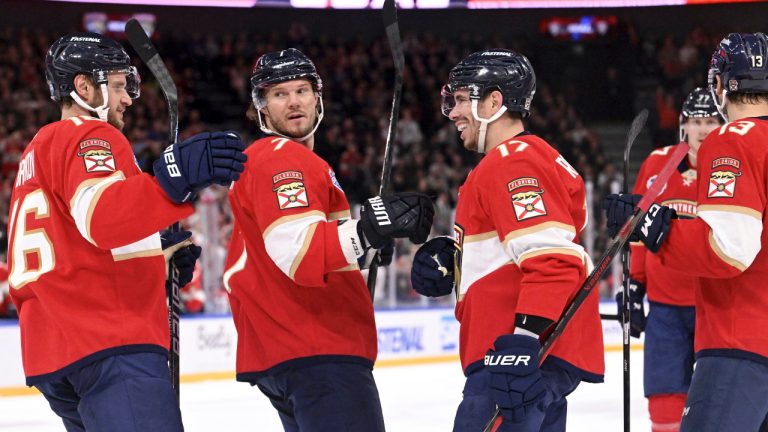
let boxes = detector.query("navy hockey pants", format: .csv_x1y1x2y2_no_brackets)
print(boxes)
681,356,768,432
452,358,582,432
643,302,695,397
35,352,183,432
253,362,385,432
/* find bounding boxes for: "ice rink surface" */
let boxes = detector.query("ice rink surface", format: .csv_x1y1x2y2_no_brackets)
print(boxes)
0,350,650,431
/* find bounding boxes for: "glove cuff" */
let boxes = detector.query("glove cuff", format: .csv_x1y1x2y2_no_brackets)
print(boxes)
153,157,192,204
337,219,367,264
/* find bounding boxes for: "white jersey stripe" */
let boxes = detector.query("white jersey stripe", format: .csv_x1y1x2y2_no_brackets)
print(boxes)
111,233,162,261
69,171,125,246
698,205,762,270
264,213,326,279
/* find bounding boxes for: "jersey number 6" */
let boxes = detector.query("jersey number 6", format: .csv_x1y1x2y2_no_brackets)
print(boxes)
7,189,56,289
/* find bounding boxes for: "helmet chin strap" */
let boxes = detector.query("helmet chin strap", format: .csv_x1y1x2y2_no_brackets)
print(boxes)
471,99,507,154
710,86,729,122
69,84,110,122
258,97,325,143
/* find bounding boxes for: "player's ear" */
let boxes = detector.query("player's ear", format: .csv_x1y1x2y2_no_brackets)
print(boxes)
73,74,90,99
714,75,724,98
490,90,503,112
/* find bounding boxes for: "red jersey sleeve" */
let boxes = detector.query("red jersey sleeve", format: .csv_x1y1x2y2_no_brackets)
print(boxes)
235,140,351,287
475,144,588,323
58,117,192,250
659,120,765,277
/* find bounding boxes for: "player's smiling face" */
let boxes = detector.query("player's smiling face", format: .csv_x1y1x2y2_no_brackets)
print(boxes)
262,79,318,140
685,116,720,155
104,72,132,131
447,88,495,152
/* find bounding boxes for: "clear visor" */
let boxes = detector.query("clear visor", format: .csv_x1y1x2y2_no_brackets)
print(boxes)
440,84,455,117
95,66,141,99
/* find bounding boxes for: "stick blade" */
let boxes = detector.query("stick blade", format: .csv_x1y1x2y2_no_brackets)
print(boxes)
624,108,648,162
125,19,158,64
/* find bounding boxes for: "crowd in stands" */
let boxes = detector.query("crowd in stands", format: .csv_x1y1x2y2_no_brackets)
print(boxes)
0,23,724,314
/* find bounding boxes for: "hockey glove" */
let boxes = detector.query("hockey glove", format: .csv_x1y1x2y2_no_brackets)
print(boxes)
615,279,647,338
154,131,247,204
411,237,455,297
602,193,641,239
161,230,202,286
358,240,395,269
358,193,434,249
603,194,676,253
486,334,549,426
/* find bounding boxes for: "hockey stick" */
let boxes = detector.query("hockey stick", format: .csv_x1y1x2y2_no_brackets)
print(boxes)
482,121,688,432
367,0,405,301
620,109,647,432
125,19,182,401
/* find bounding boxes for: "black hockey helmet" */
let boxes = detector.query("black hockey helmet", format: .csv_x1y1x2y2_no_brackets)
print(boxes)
441,49,536,118
250,48,323,109
681,87,719,120
45,32,140,102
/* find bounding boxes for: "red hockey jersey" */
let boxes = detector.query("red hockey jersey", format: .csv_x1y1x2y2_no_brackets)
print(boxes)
658,117,768,362
7,116,193,384
453,133,604,379
224,136,377,379
631,144,698,306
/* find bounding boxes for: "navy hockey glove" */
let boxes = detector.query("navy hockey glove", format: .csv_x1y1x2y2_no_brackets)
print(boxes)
154,131,247,204
603,194,675,253
358,193,434,249
615,279,647,338
161,230,202,286
486,334,549,426
602,193,641,239
411,237,455,297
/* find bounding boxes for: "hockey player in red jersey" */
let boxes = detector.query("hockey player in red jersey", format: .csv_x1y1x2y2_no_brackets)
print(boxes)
609,87,721,432
604,32,768,432
222,48,434,432
410,49,604,432
6,33,245,431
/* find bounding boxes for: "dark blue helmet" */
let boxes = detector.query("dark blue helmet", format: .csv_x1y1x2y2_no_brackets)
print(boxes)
250,48,323,109
45,32,140,102
441,49,536,118
708,32,768,95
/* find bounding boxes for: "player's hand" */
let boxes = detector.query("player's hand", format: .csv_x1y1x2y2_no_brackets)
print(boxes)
602,193,641,239
154,131,247,204
161,230,202,286
615,278,647,338
358,193,434,249
411,237,455,297
486,334,549,426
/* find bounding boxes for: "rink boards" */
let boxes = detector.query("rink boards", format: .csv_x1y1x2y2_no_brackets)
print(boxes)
0,302,636,395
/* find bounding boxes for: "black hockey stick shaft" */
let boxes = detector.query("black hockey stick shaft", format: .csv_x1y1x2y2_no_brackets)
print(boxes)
125,19,182,401
367,0,405,301
621,109,646,432
481,128,687,432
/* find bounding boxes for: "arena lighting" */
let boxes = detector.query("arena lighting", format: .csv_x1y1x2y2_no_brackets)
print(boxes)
48,0,257,7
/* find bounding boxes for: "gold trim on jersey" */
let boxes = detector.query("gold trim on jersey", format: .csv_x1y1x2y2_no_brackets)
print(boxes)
708,231,747,272
334,263,360,272
70,171,126,245
289,223,319,280
518,247,586,266
329,210,351,221
111,248,163,261
223,241,247,293
463,231,496,243
698,204,762,220
263,210,326,240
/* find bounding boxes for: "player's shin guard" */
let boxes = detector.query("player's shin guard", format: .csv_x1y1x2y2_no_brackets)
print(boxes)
649,393,687,432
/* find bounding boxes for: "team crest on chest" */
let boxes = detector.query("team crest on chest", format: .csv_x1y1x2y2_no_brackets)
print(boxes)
708,157,741,198
77,138,115,173
273,170,309,209
681,169,696,187
508,177,547,221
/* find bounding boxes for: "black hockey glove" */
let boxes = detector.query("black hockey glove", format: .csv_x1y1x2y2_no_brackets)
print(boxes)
602,193,641,239
358,240,395,269
154,131,247,204
411,237,455,297
358,193,434,249
615,279,647,338
161,230,202,286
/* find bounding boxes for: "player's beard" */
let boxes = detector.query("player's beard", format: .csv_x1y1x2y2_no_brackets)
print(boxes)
269,110,316,141
107,108,125,131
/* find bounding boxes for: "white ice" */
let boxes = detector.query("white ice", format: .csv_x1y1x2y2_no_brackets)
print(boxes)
0,350,650,431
